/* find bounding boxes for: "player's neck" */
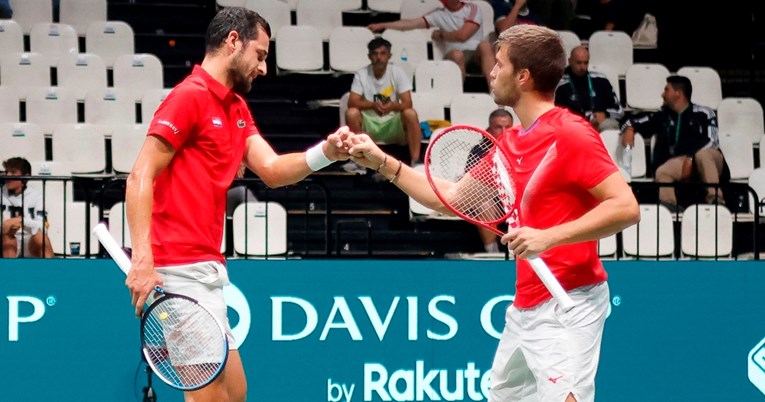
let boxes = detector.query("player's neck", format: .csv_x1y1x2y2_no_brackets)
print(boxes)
514,95,555,131
200,56,232,89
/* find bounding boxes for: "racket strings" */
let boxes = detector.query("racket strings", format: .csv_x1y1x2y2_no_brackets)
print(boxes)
428,129,509,224
143,297,226,388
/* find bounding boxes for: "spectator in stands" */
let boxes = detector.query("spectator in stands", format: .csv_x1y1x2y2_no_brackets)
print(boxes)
368,0,495,87
345,38,422,166
0,0,11,19
123,8,351,402
1,157,54,258
471,108,514,252
490,0,544,33
620,75,726,207
555,46,623,132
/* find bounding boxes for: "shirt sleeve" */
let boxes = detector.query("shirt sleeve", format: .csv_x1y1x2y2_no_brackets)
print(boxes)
559,123,619,190
147,86,199,150
350,69,366,97
392,65,413,94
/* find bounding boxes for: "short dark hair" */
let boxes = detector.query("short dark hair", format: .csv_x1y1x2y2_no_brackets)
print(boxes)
3,157,31,188
489,108,513,122
367,37,392,53
3,157,31,176
205,7,271,54
667,75,693,100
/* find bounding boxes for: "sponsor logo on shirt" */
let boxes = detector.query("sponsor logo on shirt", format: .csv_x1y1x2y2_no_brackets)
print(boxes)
157,120,179,135
237,119,245,128
212,117,223,128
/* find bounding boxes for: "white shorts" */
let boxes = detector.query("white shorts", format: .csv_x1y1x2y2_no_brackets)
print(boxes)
14,233,32,257
489,282,610,402
153,261,237,350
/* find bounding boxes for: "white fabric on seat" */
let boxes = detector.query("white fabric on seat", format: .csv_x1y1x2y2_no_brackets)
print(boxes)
59,0,107,36
622,204,675,258
625,62,670,111
0,52,51,98
718,132,754,181
85,21,135,68
717,97,765,145
0,20,24,54
0,86,22,122
110,124,147,174
449,92,499,128
411,91,445,121
597,233,618,259
680,203,733,258
8,0,52,34
557,30,581,59
51,124,107,173
747,168,765,216
295,0,342,41
275,25,325,72
414,60,463,107
141,88,172,124
677,66,723,110
588,30,633,77
113,53,164,101
0,122,45,163
84,88,138,126
599,129,646,179
232,201,288,256
244,0,291,39
329,26,375,73
368,0,403,13
57,53,108,100
25,86,78,134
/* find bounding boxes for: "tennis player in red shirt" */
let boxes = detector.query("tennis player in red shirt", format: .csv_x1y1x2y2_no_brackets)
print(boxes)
347,24,639,402
124,8,350,402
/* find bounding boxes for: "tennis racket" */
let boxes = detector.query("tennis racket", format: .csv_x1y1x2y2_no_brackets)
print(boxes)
92,223,229,390
424,125,575,311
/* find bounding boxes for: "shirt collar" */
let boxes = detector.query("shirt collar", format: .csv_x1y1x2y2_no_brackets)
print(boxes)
192,65,236,102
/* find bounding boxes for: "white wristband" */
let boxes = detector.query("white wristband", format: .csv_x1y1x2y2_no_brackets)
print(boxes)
305,140,332,171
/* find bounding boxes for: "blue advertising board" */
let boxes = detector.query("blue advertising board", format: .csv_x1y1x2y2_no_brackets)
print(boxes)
1,259,763,401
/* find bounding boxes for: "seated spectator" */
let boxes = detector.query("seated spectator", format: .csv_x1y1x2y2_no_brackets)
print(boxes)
345,38,422,166
490,0,544,33
368,0,494,87
1,157,54,258
470,109,514,252
555,46,623,132
620,76,727,208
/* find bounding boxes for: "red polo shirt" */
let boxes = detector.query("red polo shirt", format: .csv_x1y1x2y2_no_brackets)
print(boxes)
148,65,259,265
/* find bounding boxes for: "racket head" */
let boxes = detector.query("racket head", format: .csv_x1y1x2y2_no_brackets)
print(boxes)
141,293,229,390
424,124,515,230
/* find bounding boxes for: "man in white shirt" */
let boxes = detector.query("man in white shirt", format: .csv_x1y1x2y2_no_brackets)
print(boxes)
2,157,54,258
346,38,422,164
368,0,495,86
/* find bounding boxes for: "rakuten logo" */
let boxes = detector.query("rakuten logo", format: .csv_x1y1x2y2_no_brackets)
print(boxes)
364,361,490,401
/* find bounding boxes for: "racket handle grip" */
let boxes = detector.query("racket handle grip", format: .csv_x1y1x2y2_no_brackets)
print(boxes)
528,257,575,312
93,223,132,276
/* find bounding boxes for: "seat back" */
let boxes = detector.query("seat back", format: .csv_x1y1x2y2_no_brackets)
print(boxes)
233,201,288,256
622,204,675,258
680,204,733,258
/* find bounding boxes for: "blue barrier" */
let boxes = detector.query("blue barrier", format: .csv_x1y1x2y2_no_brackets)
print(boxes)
1,259,764,401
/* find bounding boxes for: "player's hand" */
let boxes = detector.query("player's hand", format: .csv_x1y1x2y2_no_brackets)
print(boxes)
325,126,353,161
501,226,554,260
126,259,164,318
347,134,386,170
368,23,385,32
2,216,22,236
620,127,635,147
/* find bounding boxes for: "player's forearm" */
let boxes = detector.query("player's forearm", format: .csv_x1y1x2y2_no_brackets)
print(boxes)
546,194,640,248
125,172,155,265
378,157,449,213
258,152,317,188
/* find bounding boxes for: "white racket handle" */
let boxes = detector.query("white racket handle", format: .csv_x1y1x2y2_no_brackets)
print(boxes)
93,223,131,276
528,257,575,312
